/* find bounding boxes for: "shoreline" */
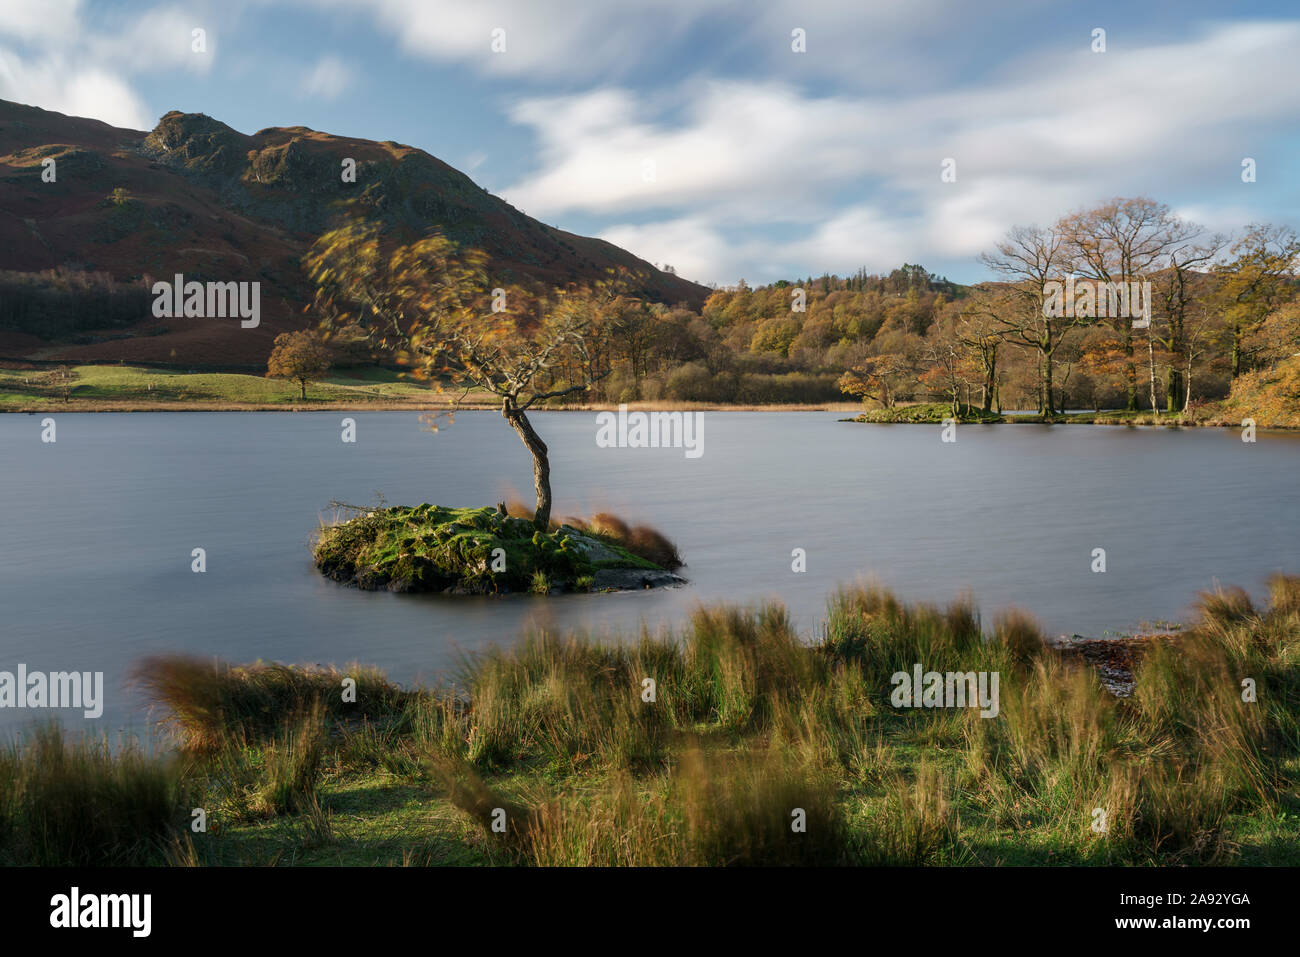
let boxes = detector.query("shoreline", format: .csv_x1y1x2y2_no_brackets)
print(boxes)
3,402,1289,429
1,400,861,413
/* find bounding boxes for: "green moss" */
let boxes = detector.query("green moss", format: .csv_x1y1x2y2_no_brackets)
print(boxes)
313,505,669,594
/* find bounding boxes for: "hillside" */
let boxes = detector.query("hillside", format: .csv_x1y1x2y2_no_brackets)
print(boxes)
0,99,707,368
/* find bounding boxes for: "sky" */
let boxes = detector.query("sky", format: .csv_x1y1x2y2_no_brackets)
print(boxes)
1,0,1298,287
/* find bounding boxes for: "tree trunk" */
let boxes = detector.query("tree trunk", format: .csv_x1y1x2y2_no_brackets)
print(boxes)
503,401,552,530
1035,354,1045,415
1147,334,1159,417
1042,346,1055,416
1124,326,1137,411
981,347,997,412
299,379,307,400
1167,309,1184,412
1166,272,1186,412
1166,369,1183,413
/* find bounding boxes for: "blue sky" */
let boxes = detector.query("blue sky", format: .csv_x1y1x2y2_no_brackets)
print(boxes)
2,0,1298,286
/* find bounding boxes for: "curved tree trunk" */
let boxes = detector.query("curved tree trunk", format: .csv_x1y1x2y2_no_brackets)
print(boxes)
1041,346,1056,416
503,400,552,530
981,348,996,412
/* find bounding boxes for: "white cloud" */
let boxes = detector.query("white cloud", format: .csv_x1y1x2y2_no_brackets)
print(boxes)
505,20,1300,284
0,50,152,129
294,0,731,77
0,0,82,43
291,0,998,85
506,83,878,220
96,6,218,74
600,207,927,288
300,54,354,99
0,2,220,130
599,217,746,286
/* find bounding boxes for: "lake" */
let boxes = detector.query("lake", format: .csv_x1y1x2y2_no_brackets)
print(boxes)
2,410,1298,737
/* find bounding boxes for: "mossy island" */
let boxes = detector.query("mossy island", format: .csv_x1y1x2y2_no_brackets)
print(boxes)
314,503,685,595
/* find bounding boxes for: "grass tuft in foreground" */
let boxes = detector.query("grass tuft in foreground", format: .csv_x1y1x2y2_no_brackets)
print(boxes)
0,724,184,866
22,575,1300,866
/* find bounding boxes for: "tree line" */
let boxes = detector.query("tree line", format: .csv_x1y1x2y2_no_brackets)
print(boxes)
0,268,152,339
556,200,1296,416
843,199,1298,416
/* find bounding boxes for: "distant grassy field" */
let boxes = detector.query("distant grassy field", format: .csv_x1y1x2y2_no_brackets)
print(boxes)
0,364,482,410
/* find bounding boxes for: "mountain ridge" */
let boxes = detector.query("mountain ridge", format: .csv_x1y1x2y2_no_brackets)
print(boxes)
0,99,706,367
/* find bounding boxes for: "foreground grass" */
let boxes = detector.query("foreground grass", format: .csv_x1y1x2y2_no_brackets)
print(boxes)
5,578,1299,866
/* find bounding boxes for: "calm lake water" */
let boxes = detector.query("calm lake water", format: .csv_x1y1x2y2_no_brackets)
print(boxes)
2,410,1299,738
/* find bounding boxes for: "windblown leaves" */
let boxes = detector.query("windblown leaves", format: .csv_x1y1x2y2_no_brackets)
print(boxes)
303,216,641,409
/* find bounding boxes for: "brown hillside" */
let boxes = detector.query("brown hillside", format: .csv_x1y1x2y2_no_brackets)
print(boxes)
0,99,707,368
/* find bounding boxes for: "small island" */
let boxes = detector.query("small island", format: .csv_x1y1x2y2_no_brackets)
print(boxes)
315,504,685,594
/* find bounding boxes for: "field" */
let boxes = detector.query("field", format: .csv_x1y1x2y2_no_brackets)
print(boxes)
3,579,1298,867
0,364,470,411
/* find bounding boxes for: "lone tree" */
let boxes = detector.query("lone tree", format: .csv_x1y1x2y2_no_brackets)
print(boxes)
267,329,332,399
837,351,916,409
304,219,629,529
